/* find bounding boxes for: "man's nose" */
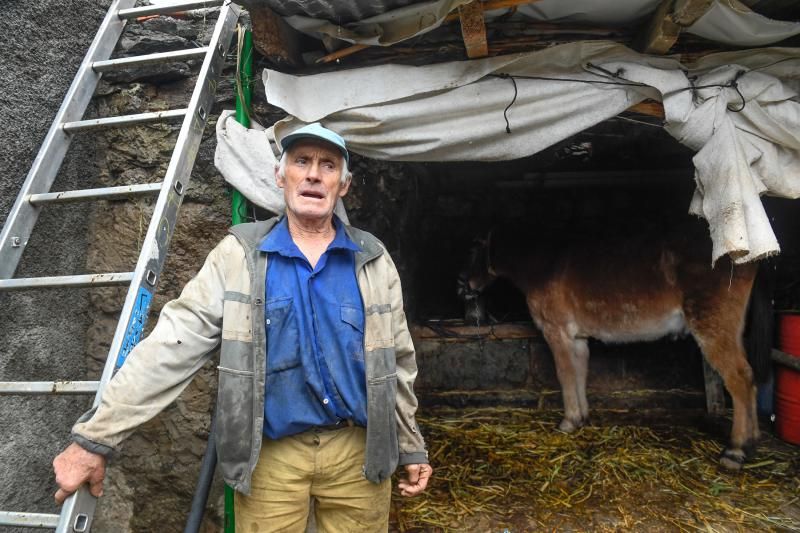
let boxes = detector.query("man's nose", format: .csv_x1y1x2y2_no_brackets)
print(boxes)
304,161,322,181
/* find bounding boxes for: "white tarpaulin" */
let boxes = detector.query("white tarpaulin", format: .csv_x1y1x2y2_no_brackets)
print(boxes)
687,0,800,47
216,42,800,265
279,0,800,49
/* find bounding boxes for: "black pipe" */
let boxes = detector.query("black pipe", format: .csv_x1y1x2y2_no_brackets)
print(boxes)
184,415,218,533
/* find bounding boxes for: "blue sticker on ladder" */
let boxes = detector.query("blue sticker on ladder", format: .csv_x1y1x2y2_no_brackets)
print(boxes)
116,286,153,369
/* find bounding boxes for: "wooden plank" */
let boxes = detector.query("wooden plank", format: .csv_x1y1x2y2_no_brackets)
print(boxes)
481,0,545,11
250,5,302,67
459,1,489,58
444,0,546,22
319,1,547,64
626,101,665,119
316,44,369,64
636,0,682,55
673,0,715,25
411,322,542,341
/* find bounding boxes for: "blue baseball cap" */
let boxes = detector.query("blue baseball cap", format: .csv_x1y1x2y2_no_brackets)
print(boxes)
279,122,350,165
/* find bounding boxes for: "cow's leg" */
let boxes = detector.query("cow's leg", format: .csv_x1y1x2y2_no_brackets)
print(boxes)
542,328,589,432
690,326,758,470
574,337,590,421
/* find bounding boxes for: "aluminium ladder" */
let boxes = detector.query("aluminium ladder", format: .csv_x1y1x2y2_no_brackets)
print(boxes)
0,1,239,530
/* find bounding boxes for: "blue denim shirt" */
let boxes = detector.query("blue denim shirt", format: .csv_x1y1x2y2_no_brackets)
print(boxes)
259,216,367,440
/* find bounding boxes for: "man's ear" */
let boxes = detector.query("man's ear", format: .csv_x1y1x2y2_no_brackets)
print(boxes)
338,175,351,198
275,164,285,189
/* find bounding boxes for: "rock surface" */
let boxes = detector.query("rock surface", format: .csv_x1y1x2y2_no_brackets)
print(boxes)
0,2,111,530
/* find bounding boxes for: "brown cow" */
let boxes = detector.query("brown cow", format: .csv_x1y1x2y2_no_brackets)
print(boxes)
459,218,771,469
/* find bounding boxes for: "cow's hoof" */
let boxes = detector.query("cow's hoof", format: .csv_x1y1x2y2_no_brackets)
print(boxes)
557,418,584,433
719,448,746,471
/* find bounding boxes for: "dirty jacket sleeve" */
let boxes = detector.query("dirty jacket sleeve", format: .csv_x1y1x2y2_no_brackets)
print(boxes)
386,252,428,466
71,236,234,456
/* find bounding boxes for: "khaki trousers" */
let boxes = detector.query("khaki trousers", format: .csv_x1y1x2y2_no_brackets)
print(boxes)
234,426,391,533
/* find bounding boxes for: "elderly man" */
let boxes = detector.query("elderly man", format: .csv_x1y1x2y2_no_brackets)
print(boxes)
53,123,432,531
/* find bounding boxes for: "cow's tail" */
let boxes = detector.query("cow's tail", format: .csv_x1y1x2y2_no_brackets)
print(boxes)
746,259,776,384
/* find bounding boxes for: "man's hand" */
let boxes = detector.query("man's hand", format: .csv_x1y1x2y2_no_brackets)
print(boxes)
397,463,432,497
53,443,107,504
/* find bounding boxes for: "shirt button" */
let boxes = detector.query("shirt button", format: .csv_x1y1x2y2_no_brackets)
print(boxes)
266,318,271,325
323,398,329,405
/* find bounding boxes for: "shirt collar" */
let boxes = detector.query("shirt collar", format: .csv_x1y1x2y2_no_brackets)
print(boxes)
258,215,361,256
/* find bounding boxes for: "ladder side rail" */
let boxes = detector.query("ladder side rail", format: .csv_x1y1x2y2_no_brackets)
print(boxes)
56,6,241,532
96,1,240,399
0,0,138,280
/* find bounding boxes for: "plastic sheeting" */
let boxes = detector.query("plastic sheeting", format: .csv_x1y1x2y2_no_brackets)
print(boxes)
216,42,800,265
689,0,800,47
275,0,800,49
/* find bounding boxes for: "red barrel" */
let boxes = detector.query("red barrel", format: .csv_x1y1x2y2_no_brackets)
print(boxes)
776,313,800,445
778,314,800,356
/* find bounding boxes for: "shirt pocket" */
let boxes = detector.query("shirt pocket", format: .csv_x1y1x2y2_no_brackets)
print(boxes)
265,296,301,373
364,303,393,351
221,293,253,343
340,304,365,362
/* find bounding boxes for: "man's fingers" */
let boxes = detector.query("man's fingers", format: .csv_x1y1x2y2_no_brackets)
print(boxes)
54,488,70,505
52,443,107,504
398,464,433,497
405,464,421,483
88,479,104,498
54,479,104,503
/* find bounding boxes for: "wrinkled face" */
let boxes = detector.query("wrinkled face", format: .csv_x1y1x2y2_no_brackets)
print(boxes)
277,139,350,225
457,237,496,299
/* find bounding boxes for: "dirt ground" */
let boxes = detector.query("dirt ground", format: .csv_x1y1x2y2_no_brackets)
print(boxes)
389,407,800,532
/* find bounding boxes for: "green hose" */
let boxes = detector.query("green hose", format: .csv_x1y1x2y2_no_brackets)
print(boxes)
225,25,253,533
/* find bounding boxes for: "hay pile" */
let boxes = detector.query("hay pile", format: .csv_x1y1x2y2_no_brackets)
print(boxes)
392,407,800,532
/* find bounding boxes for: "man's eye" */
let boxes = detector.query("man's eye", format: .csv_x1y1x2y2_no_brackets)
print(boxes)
295,157,307,165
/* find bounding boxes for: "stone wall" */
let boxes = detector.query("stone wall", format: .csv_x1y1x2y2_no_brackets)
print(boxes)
0,1,112,528
83,12,237,532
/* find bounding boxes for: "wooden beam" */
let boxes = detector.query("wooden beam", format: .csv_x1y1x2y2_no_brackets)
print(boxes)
410,322,542,342
444,0,544,23
459,1,489,58
626,101,665,119
250,5,302,67
316,44,369,64
636,0,682,55
318,1,548,64
672,0,715,25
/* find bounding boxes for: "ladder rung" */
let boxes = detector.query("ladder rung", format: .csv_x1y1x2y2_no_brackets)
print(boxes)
118,0,224,19
62,109,187,132
0,511,60,527
0,272,134,291
0,381,100,395
92,47,209,72
28,183,163,205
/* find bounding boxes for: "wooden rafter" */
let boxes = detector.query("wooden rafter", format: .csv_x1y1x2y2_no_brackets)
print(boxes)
250,5,302,67
637,0,682,54
626,101,665,119
320,0,546,64
459,1,489,58
673,0,715,25
637,0,716,55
